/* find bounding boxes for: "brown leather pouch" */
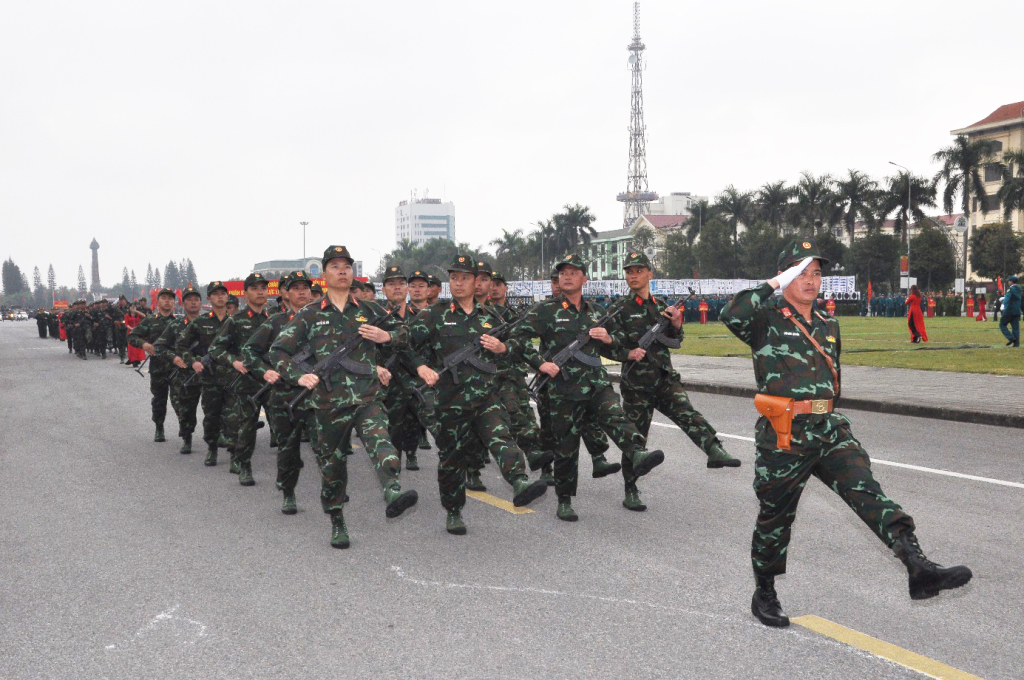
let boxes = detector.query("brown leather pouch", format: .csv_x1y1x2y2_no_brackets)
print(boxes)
754,394,795,450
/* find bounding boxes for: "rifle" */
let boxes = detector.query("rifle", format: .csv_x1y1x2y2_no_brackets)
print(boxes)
248,352,277,410
526,299,628,400
134,356,149,377
619,290,694,382
182,351,214,387
286,306,396,421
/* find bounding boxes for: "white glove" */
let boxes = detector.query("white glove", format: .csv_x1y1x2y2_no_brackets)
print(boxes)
774,257,814,290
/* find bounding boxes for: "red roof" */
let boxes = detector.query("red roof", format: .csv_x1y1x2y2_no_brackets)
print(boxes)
960,101,1024,130
643,214,690,229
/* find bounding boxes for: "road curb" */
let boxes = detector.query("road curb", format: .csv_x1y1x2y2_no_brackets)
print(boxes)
607,373,1024,429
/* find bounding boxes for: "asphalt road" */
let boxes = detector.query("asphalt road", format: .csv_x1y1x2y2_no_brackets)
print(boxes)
1,322,1020,679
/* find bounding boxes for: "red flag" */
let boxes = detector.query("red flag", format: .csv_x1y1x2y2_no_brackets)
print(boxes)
997,276,1004,294
867,282,873,301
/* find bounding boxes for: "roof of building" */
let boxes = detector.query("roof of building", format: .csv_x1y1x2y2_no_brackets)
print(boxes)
590,228,633,242
952,100,1024,134
642,214,690,229
253,259,306,268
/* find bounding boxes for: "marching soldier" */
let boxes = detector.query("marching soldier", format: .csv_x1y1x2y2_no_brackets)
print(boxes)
405,269,435,452
210,273,272,485
128,288,178,442
112,296,130,362
405,254,548,535
510,254,665,522
271,246,419,549
177,281,233,466
721,239,971,628
608,252,739,512
377,265,422,470
36,309,49,338
154,284,204,454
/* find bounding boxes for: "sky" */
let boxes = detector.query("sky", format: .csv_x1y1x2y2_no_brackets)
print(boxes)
1,0,1021,290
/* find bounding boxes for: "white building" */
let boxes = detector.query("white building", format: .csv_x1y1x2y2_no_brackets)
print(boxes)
252,258,362,279
395,196,456,247
646,191,707,216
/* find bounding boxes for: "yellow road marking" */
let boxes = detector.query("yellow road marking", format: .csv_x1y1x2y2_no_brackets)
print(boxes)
466,490,534,515
791,615,982,680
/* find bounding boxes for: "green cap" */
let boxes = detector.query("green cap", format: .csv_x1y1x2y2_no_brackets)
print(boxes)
322,245,354,268
181,284,201,300
226,294,239,307
310,283,323,295
777,238,830,271
408,269,429,283
155,287,176,299
622,250,652,270
207,280,228,295
351,279,365,291
554,253,587,275
287,271,312,289
475,260,493,277
447,254,477,275
491,270,507,284
426,274,442,287
278,273,293,291
243,272,268,289
364,281,376,294
383,265,407,282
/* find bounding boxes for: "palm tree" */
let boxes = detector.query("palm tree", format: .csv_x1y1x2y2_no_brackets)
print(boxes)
755,180,794,233
490,228,527,279
881,172,937,242
685,198,714,244
714,185,754,277
527,219,557,277
791,171,838,234
998,149,1024,222
835,170,877,241
551,204,598,256
933,135,1000,220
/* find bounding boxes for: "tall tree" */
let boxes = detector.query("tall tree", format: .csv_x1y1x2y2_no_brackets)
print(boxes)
933,135,999,247
130,270,138,299
32,266,45,308
121,267,131,297
685,199,713,245
738,221,787,279
153,267,161,290
998,149,1024,222
2,258,25,294
145,263,154,289
184,259,198,287
714,185,754,277
882,171,937,241
791,172,838,233
77,265,87,296
835,169,877,240
846,232,901,294
755,180,794,233
527,219,557,277
969,222,1023,280
551,204,598,256
662,232,698,279
908,220,957,290
490,228,528,280
164,260,181,290
47,264,55,296
692,218,736,278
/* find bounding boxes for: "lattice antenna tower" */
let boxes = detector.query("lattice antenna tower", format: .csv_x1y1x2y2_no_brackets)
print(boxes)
617,1,657,228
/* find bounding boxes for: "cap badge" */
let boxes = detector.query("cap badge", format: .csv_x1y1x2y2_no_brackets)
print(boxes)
802,242,811,249
335,247,343,252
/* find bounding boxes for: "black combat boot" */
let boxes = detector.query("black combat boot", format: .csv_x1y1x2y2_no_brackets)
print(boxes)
204,444,217,466
384,485,418,518
751,575,789,628
893,533,972,600
511,476,547,507
405,451,419,471
622,484,646,512
465,470,486,492
154,423,165,443
179,433,192,455
330,511,350,549
238,462,255,486
527,449,554,472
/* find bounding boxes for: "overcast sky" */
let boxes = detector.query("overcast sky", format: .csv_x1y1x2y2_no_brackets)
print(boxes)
1,0,1020,289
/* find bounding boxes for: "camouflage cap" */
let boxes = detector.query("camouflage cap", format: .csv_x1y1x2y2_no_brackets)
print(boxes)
447,254,478,275
350,279,365,291
622,250,652,270
550,268,560,281
226,294,239,307
243,272,268,289
475,260,493,277
554,253,587,275
310,283,323,295
207,280,228,295
287,271,312,289
408,269,429,283
364,281,376,293
491,270,507,284
278,273,293,291
155,287,176,299
181,284,201,300
778,238,830,271
322,245,354,268
383,265,407,282
426,274,442,287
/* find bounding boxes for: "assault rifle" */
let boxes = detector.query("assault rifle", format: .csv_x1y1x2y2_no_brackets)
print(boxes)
248,352,278,411
619,290,694,382
182,350,214,387
526,299,627,400
286,306,396,421
134,356,149,377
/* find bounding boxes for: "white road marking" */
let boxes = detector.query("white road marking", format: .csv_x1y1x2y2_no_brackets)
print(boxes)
105,604,208,650
650,421,1023,489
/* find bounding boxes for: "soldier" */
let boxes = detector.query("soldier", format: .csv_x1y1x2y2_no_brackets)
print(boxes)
177,280,232,466
407,270,431,312
271,245,418,549
241,271,312,513
155,284,203,454
378,265,422,470
425,274,442,305
405,254,548,535
226,294,239,316
721,238,972,628
309,283,324,304
463,260,497,490
112,296,130,363
210,273,272,486
128,288,178,442
609,252,738,512
510,254,665,521
36,309,49,338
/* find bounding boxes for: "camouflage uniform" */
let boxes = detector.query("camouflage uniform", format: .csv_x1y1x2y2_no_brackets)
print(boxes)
378,307,423,463
111,301,129,361
721,265,915,579
154,314,201,441
176,302,232,455
128,300,177,428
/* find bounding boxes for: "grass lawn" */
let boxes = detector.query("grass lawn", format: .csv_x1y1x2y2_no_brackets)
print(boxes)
675,316,1023,376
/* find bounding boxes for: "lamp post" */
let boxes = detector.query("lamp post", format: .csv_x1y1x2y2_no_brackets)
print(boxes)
888,162,911,291
953,215,969,314
300,221,309,259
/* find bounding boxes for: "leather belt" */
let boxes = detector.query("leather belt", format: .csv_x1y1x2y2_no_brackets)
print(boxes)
790,398,833,415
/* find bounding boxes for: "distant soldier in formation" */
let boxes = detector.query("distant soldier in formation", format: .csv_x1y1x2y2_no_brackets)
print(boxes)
155,284,204,454
128,287,178,442
36,309,49,338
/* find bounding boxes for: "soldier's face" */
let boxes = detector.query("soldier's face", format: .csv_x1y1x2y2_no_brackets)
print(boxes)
449,271,475,300
491,281,507,302
474,274,492,300
558,266,586,295
157,294,175,314
550,279,561,296
324,259,353,290
208,290,228,310
624,265,652,291
383,279,408,304
246,282,268,307
783,260,822,308
289,282,311,309
183,295,201,314
408,279,428,302
427,284,441,301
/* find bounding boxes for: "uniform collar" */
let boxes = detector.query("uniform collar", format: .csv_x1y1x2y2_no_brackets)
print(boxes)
558,293,589,312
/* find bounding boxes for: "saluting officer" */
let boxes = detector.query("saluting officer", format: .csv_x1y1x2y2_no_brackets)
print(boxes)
721,238,972,628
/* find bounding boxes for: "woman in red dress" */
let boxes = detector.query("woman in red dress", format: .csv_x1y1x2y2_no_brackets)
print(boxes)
124,303,147,366
907,285,928,343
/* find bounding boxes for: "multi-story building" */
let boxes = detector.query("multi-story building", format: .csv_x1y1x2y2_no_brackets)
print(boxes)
395,196,456,247
584,228,635,279
646,191,707,216
951,100,1024,235
252,258,362,280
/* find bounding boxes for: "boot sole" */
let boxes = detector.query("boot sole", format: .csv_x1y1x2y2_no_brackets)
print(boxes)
557,512,579,522
466,484,487,492
632,450,665,478
623,501,647,512
592,463,622,479
282,507,298,515
528,450,554,471
513,481,547,507
385,490,419,518
911,568,973,600
707,459,741,468
239,478,255,487
447,525,467,535
331,539,350,549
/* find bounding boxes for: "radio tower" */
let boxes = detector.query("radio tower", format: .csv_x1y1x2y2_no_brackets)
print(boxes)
617,2,658,228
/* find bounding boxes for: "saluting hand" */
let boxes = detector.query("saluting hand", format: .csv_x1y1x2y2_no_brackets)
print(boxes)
770,257,814,290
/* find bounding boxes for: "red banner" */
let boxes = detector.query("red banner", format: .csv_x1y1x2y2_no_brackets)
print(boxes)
54,300,69,309
900,256,909,274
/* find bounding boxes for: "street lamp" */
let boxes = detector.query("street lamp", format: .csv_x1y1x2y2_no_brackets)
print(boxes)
888,162,911,291
954,215,969,314
300,221,309,259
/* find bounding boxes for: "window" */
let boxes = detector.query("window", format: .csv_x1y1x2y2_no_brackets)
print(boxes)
990,140,1003,152
985,164,1002,183
982,196,1000,213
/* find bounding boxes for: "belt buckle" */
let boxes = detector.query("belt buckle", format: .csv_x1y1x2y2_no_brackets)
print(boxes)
810,399,828,415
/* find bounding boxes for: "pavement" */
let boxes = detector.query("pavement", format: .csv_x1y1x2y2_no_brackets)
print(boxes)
608,354,1024,429
1,322,1022,679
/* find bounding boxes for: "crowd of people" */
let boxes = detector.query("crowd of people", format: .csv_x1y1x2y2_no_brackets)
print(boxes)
34,239,976,628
